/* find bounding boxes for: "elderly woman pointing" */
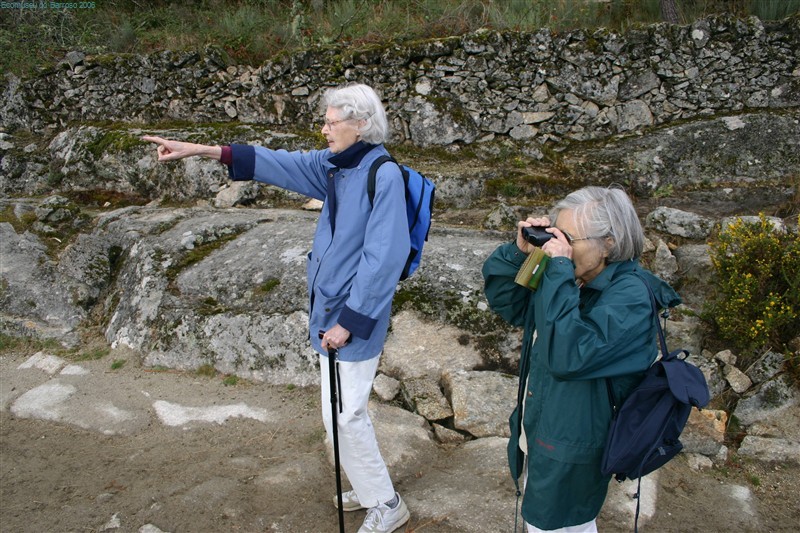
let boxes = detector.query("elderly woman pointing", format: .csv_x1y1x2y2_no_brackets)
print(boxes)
143,83,410,533
482,186,681,532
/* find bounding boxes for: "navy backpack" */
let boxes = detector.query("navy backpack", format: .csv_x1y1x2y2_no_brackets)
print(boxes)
601,273,710,531
368,156,435,280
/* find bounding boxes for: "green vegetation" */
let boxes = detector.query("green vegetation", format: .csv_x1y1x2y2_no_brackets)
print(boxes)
85,130,148,159
64,190,150,210
0,331,112,361
256,278,281,296
0,333,60,354
197,363,217,377
198,297,230,316
222,374,239,386
71,345,111,361
110,358,126,370
488,178,524,198
165,232,243,281
1,197,93,259
2,0,797,76
0,205,36,234
652,183,675,199
705,214,800,377
393,281,518,370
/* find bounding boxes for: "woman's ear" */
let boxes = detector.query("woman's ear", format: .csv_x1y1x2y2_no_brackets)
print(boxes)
602,236,614,261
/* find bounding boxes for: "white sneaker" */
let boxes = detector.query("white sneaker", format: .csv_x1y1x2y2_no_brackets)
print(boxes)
357,493,410,533
333,489,366,512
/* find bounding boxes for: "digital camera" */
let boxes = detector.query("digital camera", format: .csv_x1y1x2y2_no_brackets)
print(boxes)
522,226,553,247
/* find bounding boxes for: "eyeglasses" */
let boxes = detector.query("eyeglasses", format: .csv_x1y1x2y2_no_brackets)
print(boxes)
323,112,373,128
561,230,603,246
323,117,351,128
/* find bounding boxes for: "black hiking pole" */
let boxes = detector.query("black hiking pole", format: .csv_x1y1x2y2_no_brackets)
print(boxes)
320,331,345,533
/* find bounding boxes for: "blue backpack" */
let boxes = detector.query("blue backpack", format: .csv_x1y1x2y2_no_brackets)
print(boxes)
601,273,710,532
368,156,435,280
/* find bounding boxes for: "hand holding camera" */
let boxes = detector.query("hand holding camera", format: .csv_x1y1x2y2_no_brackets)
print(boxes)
515,219,554,291
515,217,551,254
522,226,554,247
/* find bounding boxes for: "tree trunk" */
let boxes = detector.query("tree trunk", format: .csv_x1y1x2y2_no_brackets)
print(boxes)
660,0,680,24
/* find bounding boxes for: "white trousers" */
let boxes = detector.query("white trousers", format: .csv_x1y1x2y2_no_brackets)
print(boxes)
319,354,395,508
526,520,598,533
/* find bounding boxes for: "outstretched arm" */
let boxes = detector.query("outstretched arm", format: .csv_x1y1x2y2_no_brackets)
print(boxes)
141,135,222,162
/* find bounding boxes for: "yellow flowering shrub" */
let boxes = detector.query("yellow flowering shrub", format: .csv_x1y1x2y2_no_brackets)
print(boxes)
706,215,799,364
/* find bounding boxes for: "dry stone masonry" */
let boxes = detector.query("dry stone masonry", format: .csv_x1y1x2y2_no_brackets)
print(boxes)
2,14,798,148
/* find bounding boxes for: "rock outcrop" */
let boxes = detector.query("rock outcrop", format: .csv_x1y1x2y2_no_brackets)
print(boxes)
2,195,798,467
2,14,799,484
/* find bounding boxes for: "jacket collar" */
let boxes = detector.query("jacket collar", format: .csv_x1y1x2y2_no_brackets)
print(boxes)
328,141,376,169
584,259,638,291
584,258,682,308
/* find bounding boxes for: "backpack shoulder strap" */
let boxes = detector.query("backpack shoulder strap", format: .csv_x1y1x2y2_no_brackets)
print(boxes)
605,271,666,412
367,155,398,207
632,271,671,360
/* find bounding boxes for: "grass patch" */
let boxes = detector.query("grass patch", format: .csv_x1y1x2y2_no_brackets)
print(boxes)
64,189,150,210
652,183,675,198
0,205,37,234
255,278,281,296
197,297,229,317
0,331,113,362
70,346,111,362
86,130,148,159
0,333,61,355
166,232,243,281
222,374,239,386
110,359,126,370
197,364,217,377
2,1,797,76
1,199,90,258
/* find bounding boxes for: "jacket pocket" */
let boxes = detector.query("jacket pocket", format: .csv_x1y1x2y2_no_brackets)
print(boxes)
532,380,606,464
311,286,349,331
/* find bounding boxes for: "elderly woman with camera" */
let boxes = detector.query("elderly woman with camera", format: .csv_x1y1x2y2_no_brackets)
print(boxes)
482,186,680,532
143,83,410,533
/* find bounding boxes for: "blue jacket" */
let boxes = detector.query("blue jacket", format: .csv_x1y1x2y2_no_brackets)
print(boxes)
483,242,681,529
228,141,410,361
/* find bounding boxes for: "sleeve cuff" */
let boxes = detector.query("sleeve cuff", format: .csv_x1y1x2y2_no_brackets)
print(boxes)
220,145,232,166
338,305,378,340
227,144,255,181
501,241,529,267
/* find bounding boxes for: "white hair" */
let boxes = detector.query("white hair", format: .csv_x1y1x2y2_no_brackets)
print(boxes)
550,186,645,262
322,83,389,144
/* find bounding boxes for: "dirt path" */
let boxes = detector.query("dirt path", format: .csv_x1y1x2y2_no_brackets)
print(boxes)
1,350,799,533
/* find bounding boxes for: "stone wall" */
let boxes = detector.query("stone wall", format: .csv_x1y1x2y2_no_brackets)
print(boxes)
2,14,798,149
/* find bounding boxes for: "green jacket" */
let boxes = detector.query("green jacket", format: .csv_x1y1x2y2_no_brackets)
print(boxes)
482,242,681,529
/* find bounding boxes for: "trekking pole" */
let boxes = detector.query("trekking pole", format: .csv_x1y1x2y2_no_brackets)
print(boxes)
320,331,345,533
